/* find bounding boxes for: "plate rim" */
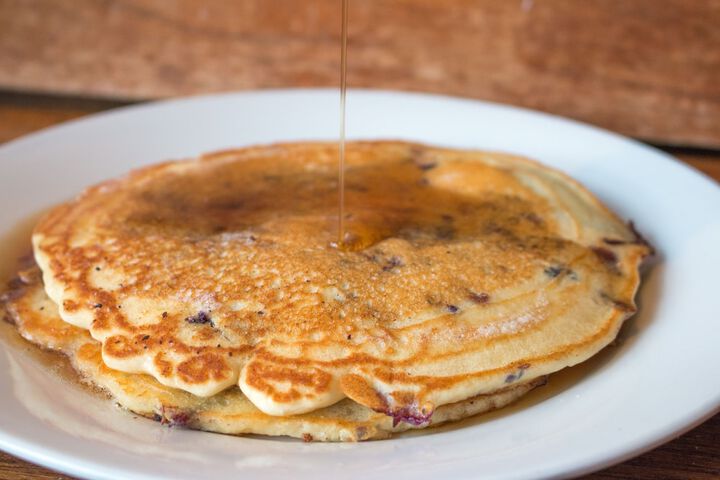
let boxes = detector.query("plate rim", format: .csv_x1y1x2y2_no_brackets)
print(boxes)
1,87,718,193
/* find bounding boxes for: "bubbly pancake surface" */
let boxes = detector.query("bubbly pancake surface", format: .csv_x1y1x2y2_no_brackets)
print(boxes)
32,141,650,420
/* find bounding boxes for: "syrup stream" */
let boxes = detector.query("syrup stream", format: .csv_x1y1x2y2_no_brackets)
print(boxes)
337,0,349,246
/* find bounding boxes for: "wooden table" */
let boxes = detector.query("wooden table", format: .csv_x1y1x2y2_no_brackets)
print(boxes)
0,1,719,477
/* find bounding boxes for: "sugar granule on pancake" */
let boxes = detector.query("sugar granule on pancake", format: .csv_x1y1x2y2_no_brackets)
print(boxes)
29,141,651,430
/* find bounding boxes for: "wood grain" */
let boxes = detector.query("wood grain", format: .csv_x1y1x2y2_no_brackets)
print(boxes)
0,451,71,480
0,97,718,479
0,92,128,144
1,0,719,147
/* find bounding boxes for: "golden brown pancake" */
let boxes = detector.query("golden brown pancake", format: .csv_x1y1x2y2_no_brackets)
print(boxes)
1,269,543,441
31,141,650,423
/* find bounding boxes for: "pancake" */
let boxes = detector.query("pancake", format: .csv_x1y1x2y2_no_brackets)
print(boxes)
1,269,544,441
31,141,650,422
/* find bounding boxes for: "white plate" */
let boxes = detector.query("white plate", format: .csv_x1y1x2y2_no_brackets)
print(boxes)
0,89,718,480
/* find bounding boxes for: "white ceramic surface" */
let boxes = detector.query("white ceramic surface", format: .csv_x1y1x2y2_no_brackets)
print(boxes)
0,89,718,480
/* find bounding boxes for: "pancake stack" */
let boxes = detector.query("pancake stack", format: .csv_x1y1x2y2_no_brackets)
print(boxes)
2,141,651,441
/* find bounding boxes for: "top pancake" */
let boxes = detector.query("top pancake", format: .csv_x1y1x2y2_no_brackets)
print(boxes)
32,141,650,420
